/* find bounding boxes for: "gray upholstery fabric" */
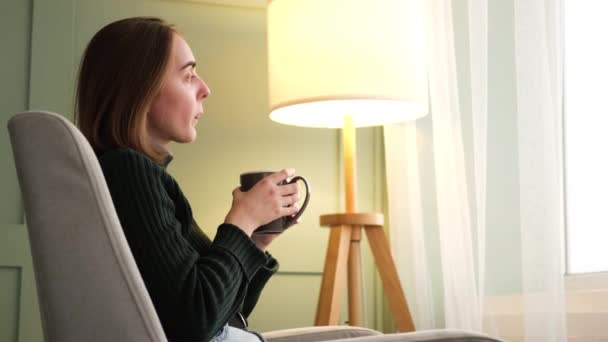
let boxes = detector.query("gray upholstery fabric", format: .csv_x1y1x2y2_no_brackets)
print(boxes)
264,326,383,342
8,111,167,342
263,326,502,342
322,330,503,342
7,111,504,342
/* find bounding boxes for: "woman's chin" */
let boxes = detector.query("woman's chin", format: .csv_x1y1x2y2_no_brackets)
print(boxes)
175,132,197,144
186,131,197,143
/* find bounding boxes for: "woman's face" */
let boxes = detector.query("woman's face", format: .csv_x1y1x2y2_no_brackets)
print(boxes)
147,34,210,148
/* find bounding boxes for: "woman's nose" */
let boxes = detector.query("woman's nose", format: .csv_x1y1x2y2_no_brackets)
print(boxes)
198,79,210,101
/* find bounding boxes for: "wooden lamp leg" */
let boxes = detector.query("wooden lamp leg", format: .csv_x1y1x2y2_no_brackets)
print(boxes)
315,225,352,325
316,213,415,332
365,226,415,332
347,227,362,327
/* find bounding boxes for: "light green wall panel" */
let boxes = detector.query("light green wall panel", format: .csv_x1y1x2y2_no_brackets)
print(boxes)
0,267,20,342
29,0,76,115
0,224,43,342
0,0,31,224
1,0,45,341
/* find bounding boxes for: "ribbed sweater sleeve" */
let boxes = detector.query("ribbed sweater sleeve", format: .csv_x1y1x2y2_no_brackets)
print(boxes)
242,252,278,317
99,149,267,341
189,221,279,319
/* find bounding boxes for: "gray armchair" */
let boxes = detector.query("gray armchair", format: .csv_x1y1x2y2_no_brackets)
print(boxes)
8,111,502,342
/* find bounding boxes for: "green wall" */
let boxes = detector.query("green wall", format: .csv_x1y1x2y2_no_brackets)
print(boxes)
0,0,388,339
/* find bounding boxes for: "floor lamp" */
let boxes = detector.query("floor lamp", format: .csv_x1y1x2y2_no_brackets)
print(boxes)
266,0,428,332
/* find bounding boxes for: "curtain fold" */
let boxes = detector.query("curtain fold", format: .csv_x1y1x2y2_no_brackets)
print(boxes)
384,0,566,340
467,1,488,329
514,0,566,340
426,0,480,330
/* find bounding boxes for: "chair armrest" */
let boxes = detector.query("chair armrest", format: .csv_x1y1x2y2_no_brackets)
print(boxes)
320,329,504,342
263,327,504,342
263,325,383,342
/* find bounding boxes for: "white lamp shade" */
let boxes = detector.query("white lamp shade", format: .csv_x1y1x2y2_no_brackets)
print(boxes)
267,0,428,128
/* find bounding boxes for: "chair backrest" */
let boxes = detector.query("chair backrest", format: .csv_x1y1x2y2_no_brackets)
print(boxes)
8,111,167,342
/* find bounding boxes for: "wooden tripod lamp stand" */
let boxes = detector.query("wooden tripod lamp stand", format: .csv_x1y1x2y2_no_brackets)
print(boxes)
266,0,428,332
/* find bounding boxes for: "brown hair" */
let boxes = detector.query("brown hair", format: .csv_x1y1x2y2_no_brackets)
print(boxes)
75,17,176,163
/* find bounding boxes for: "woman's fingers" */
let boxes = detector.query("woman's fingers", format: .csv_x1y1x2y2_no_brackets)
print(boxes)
255,171,299,196
278,182,299,196
266,168,295,184
280,193,300,206
282,204,299,216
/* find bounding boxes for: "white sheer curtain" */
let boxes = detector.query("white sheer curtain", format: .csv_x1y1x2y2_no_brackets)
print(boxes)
514,0,566,340
384,0,566,340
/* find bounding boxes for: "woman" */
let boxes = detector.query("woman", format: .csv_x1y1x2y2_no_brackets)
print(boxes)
75,17,299,341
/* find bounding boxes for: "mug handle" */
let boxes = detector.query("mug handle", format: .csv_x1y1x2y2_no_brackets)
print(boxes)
284,176,310,228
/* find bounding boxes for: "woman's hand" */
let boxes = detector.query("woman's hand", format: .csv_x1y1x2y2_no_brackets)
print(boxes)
224,168,300,236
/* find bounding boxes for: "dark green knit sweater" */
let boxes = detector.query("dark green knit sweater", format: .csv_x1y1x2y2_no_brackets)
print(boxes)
98,148,277,341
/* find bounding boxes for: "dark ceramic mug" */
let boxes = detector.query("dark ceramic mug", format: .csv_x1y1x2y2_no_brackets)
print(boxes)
239,171,311,234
